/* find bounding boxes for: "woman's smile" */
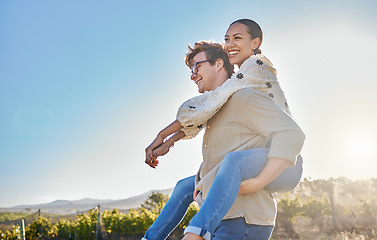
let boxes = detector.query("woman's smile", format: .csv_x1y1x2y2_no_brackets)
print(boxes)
227,50,240,58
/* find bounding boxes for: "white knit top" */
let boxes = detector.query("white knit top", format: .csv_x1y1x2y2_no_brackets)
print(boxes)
176,54,291,139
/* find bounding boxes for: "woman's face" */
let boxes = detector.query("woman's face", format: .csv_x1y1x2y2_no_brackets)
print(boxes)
224,23,260,67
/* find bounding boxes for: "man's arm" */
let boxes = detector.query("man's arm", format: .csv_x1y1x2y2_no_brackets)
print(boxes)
238,157,291,195
239,90,305,194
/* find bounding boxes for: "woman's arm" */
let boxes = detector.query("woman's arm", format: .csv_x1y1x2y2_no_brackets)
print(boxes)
151,130,186,159
145,120,183,168
158,120,184,138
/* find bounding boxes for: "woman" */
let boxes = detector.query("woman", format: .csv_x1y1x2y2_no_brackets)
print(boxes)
143,19,304,240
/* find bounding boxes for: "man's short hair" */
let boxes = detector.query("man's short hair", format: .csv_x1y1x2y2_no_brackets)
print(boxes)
185,41,234,78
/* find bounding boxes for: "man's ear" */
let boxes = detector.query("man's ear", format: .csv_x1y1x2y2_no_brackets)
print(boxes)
215,59,224,71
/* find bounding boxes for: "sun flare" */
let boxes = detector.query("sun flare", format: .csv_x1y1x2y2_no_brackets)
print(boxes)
346,132,377,160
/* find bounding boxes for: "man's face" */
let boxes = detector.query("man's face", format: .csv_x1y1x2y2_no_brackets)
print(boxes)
190,52,217,93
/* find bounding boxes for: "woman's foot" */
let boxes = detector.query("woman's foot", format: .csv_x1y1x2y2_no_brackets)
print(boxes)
182,232,205,240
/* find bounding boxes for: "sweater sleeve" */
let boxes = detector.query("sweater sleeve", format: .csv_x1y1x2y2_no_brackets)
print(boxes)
176,92,218,139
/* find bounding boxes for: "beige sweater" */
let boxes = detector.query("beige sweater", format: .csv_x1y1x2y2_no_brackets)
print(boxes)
195,88,305,225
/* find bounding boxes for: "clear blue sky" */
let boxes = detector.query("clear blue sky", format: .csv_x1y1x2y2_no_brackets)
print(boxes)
1,0,377,207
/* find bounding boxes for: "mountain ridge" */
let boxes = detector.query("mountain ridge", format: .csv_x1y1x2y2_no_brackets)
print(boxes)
2,188,173,214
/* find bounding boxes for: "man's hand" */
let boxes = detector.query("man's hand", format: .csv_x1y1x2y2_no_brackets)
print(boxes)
238,178,264,195
193,190,198,200
238,157,291,195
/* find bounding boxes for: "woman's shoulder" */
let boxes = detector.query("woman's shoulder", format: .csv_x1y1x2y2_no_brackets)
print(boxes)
240,54,274,68
236,54,277,83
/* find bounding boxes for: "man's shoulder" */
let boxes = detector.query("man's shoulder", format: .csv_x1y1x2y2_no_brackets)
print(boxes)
232,87,266,100
229,87,274,109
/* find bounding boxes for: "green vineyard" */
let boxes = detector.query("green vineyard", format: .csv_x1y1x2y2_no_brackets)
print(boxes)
1,177,376,240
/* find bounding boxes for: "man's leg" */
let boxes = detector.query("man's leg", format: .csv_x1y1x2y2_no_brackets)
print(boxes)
211,218,246,240
212,218,274,240
143,175,195,240
243,222,274,240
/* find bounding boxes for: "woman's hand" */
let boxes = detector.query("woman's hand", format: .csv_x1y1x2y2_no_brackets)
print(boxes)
144,120,184,169
145,135,164,168
145,155,159,168
152,140,173,159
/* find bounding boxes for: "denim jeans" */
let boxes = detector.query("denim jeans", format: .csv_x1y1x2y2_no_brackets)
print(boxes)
212,217,274,240
142,175,195,240
143,148,302,240
185,148,302,239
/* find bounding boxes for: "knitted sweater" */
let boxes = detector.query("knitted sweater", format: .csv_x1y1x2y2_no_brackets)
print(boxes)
176,54,291,139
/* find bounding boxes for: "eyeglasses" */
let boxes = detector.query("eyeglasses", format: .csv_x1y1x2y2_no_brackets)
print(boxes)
191,60,210,75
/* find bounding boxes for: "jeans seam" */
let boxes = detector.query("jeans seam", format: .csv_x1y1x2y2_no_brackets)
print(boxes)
188,192,226,238
206,166,239,234
191,156,242,235
242,219,248,240
151,191,193,240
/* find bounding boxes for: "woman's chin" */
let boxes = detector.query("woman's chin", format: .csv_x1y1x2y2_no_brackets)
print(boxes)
229,59,241,67
229,59,237,65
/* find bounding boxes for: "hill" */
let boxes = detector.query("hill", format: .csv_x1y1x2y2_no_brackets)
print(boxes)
1,188,173,215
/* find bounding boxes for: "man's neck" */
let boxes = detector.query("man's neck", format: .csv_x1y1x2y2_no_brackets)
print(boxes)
215,71,229,89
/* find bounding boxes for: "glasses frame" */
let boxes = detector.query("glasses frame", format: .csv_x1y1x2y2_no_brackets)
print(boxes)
191,60,210,75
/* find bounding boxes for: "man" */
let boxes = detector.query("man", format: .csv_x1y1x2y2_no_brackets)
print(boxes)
143,42,304,240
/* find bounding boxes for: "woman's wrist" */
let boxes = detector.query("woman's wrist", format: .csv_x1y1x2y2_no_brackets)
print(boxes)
169,138,175,147
157,131,168,140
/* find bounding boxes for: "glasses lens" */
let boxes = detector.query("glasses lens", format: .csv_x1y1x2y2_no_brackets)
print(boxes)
191,62,198,75
191,60,209,75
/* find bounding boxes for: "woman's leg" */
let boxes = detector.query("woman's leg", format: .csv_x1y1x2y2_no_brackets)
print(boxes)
264,154,303,193
184,148,302,240
143,175,195,240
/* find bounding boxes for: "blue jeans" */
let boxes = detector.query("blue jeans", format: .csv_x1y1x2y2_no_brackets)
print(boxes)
212,217,274,240
143,148,302,240
142,175,195,240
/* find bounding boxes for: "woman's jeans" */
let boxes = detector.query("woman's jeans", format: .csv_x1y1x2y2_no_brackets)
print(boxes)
142,148,303,240
142,175,195,240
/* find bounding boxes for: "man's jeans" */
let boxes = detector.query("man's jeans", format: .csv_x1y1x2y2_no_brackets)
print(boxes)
211,217,274,240
143,148,302,240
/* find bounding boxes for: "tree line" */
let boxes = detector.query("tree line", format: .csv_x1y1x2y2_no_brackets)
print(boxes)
1,177,376,239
